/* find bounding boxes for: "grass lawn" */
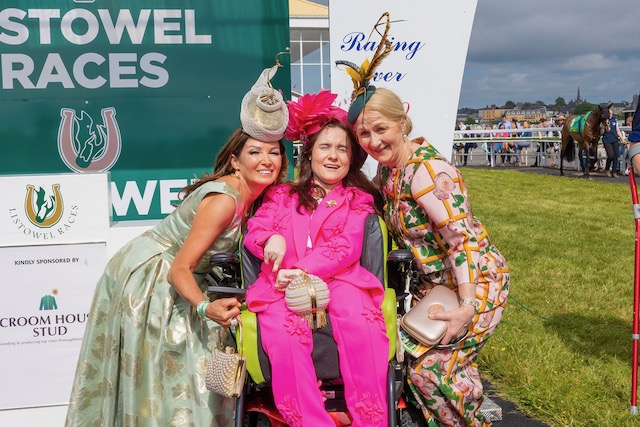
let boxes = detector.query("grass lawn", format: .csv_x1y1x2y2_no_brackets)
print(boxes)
462,168,639,427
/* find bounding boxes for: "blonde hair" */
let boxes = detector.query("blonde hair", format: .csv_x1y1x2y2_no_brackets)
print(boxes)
363,88,413,134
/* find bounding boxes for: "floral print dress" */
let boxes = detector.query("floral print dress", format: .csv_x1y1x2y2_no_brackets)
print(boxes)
380,138,509,426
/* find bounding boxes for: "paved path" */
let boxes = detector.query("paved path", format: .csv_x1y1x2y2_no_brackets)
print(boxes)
483,380,550,426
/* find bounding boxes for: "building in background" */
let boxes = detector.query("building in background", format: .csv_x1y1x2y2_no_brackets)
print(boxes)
289,0,330,98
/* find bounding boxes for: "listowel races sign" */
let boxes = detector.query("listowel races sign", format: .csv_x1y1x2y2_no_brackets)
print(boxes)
0,0,291,220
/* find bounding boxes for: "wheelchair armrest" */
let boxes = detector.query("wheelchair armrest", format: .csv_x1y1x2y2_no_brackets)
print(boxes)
210,252,238,265
387,249,413,263
207,286,246,299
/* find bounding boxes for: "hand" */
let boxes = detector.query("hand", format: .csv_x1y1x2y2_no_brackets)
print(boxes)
429,303,476,345
263,234,286,272
206,298,241,327
275,268,304,291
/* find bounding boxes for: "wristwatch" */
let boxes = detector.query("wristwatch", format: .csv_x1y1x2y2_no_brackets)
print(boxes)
460,298,480,313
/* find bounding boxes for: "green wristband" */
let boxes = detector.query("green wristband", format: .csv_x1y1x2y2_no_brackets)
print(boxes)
197,301,209,320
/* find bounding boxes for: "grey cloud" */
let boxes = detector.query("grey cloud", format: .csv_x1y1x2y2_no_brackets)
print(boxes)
460,0,640,107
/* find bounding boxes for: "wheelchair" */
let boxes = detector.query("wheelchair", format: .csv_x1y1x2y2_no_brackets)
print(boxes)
208,214,425,427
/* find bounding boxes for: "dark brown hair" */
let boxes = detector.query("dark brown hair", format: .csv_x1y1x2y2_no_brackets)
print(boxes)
288,120,377,213
180,128,289,199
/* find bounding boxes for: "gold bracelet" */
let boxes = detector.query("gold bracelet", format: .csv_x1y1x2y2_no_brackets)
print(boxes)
460,298,479,313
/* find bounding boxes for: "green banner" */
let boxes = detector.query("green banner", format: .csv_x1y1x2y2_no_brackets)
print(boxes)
0,0,291,220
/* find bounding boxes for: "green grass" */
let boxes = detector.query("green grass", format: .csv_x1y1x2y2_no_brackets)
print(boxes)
462,168,640,426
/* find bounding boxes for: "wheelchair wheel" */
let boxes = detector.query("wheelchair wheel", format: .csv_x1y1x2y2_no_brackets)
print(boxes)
242,412,271,427
398,403,425,427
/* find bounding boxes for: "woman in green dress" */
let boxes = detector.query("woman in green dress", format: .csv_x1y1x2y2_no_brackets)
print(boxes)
65,67,289,427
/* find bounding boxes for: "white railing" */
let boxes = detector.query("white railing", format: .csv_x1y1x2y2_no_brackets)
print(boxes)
452,126,632,170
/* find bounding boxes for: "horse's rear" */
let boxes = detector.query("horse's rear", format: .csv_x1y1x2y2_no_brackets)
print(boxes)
561,114,579,163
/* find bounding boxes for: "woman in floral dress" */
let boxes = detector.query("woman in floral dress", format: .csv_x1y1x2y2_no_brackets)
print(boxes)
350,87,509,427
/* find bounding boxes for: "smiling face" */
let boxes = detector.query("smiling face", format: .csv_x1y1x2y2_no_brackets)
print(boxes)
310,126,352,193
353,109,406,167
231,138,283,192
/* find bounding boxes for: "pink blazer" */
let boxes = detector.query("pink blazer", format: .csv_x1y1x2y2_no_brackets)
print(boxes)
244,183,384,313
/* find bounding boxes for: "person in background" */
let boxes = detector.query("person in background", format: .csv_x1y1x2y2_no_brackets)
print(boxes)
454,121,465,167
463,123,478,166
65,66,290,427
530,117,548,167
499,113,512,130
628,99,640,175
602,109,624,178
595,139,608,173
495,123,509,165
618,116,632,174
515,120,532,166
556,115,566,138
244,90,389,427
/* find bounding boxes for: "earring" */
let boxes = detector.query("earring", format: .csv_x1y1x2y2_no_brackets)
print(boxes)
234,170,240,179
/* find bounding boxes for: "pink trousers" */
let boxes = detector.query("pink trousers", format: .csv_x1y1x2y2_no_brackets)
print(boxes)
258,281,389,427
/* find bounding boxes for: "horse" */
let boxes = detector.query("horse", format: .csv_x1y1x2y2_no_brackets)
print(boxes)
560,103,611,177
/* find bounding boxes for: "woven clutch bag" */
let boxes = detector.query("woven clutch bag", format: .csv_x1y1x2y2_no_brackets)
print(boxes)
285,272,330,329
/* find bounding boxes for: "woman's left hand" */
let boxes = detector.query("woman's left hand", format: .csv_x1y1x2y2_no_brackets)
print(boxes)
274,268,304,291
429,304,476,345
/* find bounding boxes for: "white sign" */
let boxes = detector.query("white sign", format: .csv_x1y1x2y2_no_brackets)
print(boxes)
0,242,107,409
0,173,110,244
330,0,477,170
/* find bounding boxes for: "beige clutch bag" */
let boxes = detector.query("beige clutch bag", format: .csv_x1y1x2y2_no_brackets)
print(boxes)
400,286,459,346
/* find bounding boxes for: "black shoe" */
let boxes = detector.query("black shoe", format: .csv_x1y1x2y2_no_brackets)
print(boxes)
530,163,538,167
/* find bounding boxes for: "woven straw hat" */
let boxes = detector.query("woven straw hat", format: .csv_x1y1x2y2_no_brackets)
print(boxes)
240,66,289,142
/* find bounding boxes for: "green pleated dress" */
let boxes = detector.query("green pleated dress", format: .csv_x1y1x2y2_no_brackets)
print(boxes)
65,181,242,427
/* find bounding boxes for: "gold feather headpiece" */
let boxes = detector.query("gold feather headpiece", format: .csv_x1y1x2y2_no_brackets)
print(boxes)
336,12,394,124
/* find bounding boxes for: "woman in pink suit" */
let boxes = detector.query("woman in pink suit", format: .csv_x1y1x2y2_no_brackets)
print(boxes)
244,91,389,427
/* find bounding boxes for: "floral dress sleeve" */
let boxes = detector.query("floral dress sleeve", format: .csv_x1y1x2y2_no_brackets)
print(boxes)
244,184,290,260
410,160,482,285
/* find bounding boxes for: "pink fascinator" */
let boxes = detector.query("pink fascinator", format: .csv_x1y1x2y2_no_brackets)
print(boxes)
285,90,348,143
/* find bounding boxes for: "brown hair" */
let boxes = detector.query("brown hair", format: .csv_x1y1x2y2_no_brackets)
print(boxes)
180,128,289,199
360,88,413,135
288,120,377,213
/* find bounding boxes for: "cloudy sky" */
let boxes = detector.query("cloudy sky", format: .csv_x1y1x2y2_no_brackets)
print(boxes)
460,0,640,108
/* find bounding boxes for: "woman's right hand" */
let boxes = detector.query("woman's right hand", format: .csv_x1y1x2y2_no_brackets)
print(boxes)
206,298,241,326
263,234,286,272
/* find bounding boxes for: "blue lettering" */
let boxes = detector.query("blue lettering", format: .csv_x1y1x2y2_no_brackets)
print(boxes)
341,32,425,60
394,41,425,60
340,32,376,52
372,71,406,82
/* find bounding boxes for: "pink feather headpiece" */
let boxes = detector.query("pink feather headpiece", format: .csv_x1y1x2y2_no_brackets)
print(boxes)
285,90,348,144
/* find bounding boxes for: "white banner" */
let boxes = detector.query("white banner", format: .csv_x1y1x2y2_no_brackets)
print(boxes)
329,0,477,175
0,242,107,409
0,173,110,245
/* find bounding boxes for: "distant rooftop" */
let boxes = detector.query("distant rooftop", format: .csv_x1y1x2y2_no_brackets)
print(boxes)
290,0,328,17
